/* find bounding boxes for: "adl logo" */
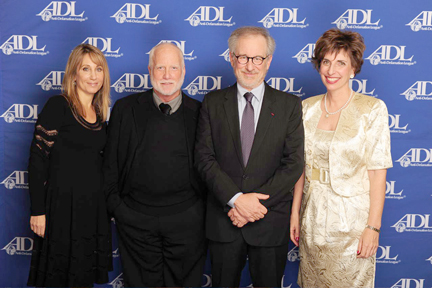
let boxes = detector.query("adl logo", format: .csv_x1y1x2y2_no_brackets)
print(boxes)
37,71,64,91
1,237,33,256
184,76,222,96
0,35,49,56
332,9,382,30
111,3,161,25
185,6,234,27
219,48,230,62
112,73,152,93
148,40,196,61
385,181,405,200
406,11,432,32
292,43,315,64
202,274,211,287
112,248,120,258
349,79,376,97
267,78,304,97
287,245,299,262
389,114,410,134
397,148,432,167
391,214,432,233
280,276,293,288
401,81,432,101
391,278,424,288
1,104,38,124
376,245,400,264
82,37,122,58
109,273,124,288
365,45,415,66
36,1,86,22
1,171,28,189
258,8,308,29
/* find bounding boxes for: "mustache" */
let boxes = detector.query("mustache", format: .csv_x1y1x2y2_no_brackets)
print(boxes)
242,70,259,74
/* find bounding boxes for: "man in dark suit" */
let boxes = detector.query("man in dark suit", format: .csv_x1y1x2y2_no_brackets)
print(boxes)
195,26,304,287
103,43,206,287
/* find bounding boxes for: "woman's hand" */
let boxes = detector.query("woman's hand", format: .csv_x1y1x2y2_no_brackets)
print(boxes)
357,227,379,258
30,215,46,238
357,169,386,258
290,212,300,246
290,170,305,247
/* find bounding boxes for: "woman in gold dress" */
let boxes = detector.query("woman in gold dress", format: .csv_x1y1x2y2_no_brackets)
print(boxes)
290,28,393,287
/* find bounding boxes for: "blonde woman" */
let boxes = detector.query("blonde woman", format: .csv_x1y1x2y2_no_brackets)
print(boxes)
27,44,112,287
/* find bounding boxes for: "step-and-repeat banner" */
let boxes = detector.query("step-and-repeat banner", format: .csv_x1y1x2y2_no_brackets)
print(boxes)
1,1,431,287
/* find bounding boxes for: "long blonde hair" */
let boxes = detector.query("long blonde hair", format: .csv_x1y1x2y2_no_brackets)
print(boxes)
62,44,111,122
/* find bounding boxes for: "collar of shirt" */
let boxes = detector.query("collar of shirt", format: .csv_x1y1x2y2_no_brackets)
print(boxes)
236,82,265,105
152,90,182,114
237,82,265,132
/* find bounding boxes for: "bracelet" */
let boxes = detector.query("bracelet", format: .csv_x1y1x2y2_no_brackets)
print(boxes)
366,225,380,233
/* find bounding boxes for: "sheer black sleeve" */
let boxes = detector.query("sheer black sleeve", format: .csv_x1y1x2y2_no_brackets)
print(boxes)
28,96,67,216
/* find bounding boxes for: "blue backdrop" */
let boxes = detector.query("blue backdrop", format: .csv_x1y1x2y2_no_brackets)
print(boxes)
1,1,431,287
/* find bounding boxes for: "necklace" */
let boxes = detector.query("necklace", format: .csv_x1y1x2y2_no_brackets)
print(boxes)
324,90,354,118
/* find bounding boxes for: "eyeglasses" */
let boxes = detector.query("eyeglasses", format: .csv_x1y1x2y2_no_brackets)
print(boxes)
232,53,268,65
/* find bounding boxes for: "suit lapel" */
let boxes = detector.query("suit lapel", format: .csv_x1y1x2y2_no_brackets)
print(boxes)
182,93,198,168
223,85,244,168
247,84,275,168
132,90,153,145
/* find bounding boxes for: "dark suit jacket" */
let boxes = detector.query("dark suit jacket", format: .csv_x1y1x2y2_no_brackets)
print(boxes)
195,82,304,247
103,89,204,214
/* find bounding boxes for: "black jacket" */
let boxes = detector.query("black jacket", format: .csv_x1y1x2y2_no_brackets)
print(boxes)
195,83,304,246
103,89,205,214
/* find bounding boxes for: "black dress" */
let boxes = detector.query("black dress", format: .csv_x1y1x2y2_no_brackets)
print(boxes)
27,95,112,287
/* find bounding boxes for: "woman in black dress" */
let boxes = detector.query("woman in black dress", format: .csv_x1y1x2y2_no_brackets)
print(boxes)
27,44,112,287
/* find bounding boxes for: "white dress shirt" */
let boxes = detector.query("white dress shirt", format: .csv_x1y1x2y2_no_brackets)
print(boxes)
228,82,265,208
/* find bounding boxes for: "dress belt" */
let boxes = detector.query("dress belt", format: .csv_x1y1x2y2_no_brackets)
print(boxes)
311,167,330,184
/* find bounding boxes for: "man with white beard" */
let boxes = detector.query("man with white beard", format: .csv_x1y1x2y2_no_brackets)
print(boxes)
103,43,206,287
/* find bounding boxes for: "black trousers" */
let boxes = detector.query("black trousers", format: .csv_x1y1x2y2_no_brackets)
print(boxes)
115,199,206,287
209,235,289,287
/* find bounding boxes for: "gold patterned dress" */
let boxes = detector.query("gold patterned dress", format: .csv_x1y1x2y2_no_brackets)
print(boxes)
298,93,393,288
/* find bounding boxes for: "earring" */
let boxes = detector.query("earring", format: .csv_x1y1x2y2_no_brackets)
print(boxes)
73,81,76,85
350,75,354,79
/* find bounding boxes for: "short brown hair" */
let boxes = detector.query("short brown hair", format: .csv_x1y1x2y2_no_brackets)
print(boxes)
62,44,111,122
312,28,366,75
